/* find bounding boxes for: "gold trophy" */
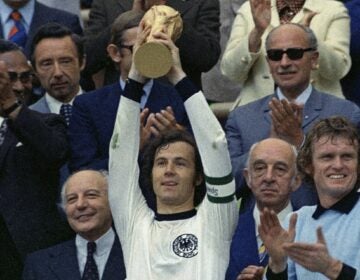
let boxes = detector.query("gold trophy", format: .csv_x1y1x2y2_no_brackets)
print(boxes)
134,5,183,78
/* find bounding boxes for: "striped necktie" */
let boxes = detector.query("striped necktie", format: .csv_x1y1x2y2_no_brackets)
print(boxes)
8,10,27,48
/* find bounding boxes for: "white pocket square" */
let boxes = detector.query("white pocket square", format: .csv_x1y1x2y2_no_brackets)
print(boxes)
16,142,23,147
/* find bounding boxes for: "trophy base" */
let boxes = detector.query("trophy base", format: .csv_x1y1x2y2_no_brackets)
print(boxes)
134,42,172,78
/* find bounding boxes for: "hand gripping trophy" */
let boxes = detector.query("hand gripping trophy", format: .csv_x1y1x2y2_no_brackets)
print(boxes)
134,5,183,78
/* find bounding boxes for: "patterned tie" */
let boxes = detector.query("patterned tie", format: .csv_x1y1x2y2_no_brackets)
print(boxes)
82,242,99,280
8,10,27,48
0,120,7,146
60,104,72,126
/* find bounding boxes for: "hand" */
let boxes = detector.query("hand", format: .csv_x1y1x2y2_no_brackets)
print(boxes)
149,106,184,137
283,227,343,279
140,106,183,150
269,98,304,148
250,0,271,32
258,208,297,273
236,265,264,280
151,31,186,84
248,0,271,52
128,22,152,83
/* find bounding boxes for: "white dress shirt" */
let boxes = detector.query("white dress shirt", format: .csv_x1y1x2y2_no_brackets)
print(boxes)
45,89,82,114
76,227,115,279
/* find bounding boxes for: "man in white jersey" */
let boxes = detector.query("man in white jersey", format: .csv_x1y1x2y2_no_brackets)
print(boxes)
108,26,238,279
260,116,360,279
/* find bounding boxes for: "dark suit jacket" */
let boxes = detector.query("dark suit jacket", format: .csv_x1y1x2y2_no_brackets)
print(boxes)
0,1,83,58
226,89,360,209
23,235,126,280
0,107,74,260
83,0,220,88
225,202,264,280
68,81,189,172
225,201,298,280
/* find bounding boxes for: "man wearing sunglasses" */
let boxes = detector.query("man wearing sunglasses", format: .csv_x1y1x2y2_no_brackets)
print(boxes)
221,0,351,107
0,51,74,278
0,39,37,105
225,23,360,212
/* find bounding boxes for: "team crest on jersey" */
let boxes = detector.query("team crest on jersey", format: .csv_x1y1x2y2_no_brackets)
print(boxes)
172,234,198,258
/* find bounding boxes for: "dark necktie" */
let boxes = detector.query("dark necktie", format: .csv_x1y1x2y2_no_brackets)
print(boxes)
8,10,27,48
60,104,72,126
82,242,99,280
0,120,8,146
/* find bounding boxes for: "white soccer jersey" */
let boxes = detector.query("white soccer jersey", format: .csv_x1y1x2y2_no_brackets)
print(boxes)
109,82,238,280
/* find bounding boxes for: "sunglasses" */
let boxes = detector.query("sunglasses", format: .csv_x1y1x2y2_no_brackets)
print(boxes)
266,48,315,61
8,71,32,83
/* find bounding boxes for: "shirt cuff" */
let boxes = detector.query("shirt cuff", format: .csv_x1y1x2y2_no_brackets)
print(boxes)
336,263,356,280
266,266,288,280
174,77,198,102
123,78,144,103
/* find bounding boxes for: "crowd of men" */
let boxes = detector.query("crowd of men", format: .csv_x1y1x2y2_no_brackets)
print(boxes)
0,0,360,279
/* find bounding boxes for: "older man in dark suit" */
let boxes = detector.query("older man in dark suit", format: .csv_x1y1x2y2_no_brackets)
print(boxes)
0,56,73,278
0,0,82,58
23,170,126,280
226,23,360,210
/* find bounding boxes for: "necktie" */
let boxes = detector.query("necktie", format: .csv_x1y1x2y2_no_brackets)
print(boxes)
258,243,269,266
8,10,27,48
82,242,99,280
0,120,8,146
60,104,72,126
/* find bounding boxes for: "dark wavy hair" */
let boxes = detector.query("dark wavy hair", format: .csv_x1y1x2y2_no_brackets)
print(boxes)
297,116,360,186
30,23,84,69
140,129,206,209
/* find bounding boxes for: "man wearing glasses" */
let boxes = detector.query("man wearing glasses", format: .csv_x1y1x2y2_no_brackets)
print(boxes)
0,40,73,278
225,23,360,211
0,39,36,105
221,0,350,107
68,10,189,183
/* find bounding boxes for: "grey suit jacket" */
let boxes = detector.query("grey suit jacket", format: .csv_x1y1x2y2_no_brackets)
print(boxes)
29,96,51,113
226,88,360,208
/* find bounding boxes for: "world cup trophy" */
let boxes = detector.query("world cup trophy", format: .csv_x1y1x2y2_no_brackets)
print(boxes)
134,5,183,78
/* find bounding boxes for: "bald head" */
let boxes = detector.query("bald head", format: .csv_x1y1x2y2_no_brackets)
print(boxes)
245,138,300,212
265,23,318,51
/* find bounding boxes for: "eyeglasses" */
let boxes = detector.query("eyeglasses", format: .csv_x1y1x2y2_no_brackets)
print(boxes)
8,71,32,83
266,48,316,61
119,45,133,53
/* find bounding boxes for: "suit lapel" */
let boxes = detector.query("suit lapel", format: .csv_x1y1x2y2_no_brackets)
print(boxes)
102,236,126,280
302,89,321,129
262,95,275,126
49,240,82,280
